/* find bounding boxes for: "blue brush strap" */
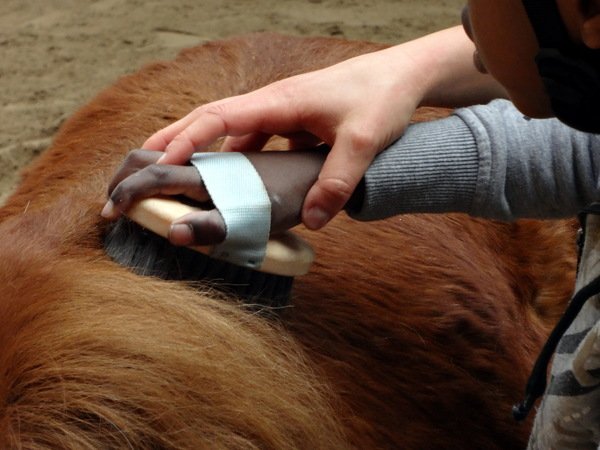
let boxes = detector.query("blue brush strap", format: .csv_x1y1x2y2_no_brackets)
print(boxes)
190,152,271,269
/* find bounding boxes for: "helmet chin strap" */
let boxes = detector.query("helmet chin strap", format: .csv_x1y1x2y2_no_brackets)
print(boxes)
522,0,600,133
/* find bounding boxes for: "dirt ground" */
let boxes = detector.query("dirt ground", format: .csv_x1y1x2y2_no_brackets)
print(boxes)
0,0,465,203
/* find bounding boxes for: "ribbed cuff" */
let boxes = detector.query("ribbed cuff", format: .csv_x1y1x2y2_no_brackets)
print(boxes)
346,114,479,221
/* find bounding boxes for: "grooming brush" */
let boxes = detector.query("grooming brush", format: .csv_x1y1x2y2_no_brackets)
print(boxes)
104,197,314,308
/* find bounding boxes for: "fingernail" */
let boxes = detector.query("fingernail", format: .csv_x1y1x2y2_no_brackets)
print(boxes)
304,207,330,230
100,200,117,219
169,223,194,245
156,154,167,164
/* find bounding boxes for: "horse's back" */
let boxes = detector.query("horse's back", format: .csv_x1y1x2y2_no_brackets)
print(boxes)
0,33,578,449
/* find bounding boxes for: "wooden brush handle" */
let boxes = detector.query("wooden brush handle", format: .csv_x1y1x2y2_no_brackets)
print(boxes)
125,197,314,277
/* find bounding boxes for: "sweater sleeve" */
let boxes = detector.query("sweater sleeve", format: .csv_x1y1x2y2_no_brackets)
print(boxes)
346,99,600,221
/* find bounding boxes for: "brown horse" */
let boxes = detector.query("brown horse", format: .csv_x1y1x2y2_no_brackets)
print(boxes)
0,33,578,449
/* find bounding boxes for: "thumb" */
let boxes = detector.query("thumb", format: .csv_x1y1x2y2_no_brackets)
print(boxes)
301,130,378,230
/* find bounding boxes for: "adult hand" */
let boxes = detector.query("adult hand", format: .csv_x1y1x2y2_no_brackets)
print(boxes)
101,148,326,246
142,27,501,230
144,47,425,230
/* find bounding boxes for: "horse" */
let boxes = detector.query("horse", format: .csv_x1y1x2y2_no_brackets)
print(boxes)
0,33,578,449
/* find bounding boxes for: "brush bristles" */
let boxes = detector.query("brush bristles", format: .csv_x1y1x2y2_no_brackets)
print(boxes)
104,218,294,309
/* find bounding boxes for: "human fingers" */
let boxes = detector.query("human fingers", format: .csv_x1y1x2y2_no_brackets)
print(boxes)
156,107,230,164
169,210,226,246
221,132,272,153
155,99,270,165
285,133,323,151
142,97,240,151
221,131,322,153
101,164,207,220
301,125,382,230
142,115,193,151
156,80,307,165
107,149,163,195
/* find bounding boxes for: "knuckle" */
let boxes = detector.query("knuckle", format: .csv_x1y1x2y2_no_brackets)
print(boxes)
222,136,250,153
145,164,169,182
169,130,192,147
202,106,229,134
271,79,303,112
225,140,244,152
109,182,130,206
169,128,206,153
271,79,296,99
123,149,143,166
317,177,354,206
187,211,226,245
192,104,207,114
347,129,377,153
203,102,227,116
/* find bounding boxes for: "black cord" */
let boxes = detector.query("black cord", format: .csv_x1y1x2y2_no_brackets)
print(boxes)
513,273,600,421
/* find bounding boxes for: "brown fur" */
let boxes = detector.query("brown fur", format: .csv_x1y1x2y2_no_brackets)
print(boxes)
0,33,579,449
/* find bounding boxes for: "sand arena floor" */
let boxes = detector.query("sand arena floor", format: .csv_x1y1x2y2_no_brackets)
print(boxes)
0,0,464,203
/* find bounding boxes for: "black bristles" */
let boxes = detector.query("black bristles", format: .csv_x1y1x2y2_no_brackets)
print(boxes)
103,217,294,309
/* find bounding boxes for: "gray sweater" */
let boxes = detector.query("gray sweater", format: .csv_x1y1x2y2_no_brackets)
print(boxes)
347,99,600,221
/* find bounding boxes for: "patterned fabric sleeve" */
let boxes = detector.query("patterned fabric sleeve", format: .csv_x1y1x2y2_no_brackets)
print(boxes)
528,211,600,449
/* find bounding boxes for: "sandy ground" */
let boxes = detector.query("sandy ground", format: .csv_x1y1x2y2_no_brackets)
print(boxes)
0,0,465,204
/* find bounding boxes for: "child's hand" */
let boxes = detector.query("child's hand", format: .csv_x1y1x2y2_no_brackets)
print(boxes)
101,149,326,246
